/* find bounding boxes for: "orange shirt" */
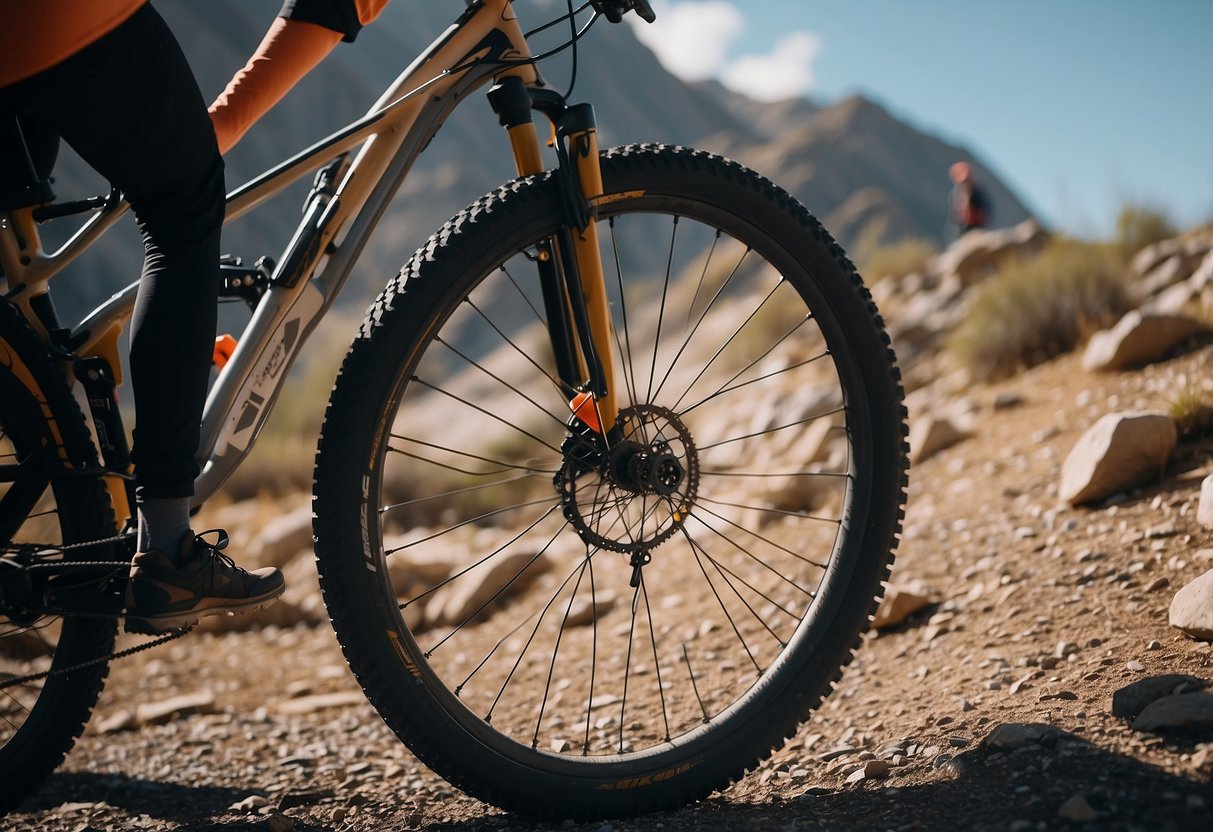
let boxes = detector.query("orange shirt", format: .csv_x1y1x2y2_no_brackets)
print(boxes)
0,0,147,87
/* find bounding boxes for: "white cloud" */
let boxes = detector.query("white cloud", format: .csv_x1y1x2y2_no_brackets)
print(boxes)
720,31,822,101
628,1,745,81
628,2,821,101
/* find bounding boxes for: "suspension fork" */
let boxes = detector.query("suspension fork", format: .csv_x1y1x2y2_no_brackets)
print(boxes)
488,77,620,437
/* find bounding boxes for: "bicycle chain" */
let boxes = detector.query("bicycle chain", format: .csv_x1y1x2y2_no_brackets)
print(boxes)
2,532,132,560
1,531,192,693
0,627,191,692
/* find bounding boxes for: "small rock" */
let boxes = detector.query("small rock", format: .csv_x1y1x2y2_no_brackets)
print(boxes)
265,813,296,832
1198,475,1213,528
1127,659,1145,672
275,691,367,715
1081,310,1204,372
993,392,1024,410
1057,793,1098,822
985,723,1062,751
230,795,270,814
1192,747,1213,775
1145,576,1170,592
862,759,891,779
1058,412,1177,505
96,708,138,734
1112,674,1206,719
136,691,217,726
1170,569,1213,640
563,593,618,628
871,584,933,630
909,414,973,464
1132,693,1213,735
1039,691,1079,702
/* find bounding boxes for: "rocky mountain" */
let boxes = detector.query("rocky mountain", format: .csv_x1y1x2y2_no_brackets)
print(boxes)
42,0,1032,320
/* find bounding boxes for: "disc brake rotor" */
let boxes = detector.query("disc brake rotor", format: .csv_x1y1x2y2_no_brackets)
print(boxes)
556,404,699,554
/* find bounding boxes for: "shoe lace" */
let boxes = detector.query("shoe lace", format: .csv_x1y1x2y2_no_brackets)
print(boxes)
193,528,241,575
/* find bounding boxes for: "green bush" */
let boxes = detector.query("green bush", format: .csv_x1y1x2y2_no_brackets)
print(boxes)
947,241,1132,380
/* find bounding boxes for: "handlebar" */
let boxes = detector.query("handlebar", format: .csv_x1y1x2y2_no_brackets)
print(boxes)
590,0,656,24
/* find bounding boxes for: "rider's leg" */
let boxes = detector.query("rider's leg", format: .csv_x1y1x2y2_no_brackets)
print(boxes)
0,5,283,631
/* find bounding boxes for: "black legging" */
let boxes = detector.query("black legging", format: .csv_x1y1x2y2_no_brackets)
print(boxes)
0,4,224,501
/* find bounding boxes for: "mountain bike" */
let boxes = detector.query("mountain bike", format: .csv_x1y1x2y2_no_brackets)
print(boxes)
0,0,908,820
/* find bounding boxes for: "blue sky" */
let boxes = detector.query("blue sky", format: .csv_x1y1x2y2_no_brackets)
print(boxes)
630,0,1213,239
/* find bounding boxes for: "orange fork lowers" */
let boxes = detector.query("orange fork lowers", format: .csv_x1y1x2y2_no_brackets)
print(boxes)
496,73,620,438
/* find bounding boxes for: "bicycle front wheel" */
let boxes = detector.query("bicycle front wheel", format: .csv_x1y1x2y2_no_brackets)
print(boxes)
0,303,118,812
314,145,908,818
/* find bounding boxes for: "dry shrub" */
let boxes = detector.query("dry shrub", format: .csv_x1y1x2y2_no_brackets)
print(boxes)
860,237,939,283
947,241,1132,381
1169,383,1213,439
1116,202,1176,263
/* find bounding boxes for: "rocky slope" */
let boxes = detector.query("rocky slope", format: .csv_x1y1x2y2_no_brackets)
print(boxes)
8,222,1213,830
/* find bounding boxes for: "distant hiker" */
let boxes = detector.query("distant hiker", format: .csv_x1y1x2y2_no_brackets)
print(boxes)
948,161,990,238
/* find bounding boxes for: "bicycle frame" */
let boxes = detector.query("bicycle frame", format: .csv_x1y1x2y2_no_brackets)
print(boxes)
0,0,619,526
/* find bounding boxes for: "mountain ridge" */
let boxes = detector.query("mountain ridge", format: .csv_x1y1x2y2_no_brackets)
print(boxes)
39,1,1033,318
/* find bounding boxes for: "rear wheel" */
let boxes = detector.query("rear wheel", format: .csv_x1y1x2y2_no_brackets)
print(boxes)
0,304,117,813
314,145,908,818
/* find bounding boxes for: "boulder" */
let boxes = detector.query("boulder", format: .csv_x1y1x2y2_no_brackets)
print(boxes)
251,505,314,569
1131,238,1183,278
1058,412,1176,505
1170,568,1213,640
1081,310,1205,372
429,550,553,626
932,219,1050,288
1137,255,1185,297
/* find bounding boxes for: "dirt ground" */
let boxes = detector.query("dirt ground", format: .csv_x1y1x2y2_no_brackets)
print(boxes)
9,345,1213,832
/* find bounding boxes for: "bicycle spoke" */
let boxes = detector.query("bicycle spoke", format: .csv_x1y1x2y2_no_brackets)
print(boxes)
397,504,567,608
639,576,671,743
680,527,762,675
697,406,847,453
652,237,752,404
670,279,785,413
532,558,590,748
696,493,843,526
464,298,575,399
645,216,678,404
410,377,564,456
608,218,641,411
679,331,826,418
433,335,572,433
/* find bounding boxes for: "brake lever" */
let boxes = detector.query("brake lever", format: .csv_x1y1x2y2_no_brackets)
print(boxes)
590,1,657,24
632,0,656,23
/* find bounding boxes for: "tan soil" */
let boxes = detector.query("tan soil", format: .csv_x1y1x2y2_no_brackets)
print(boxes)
9,346,1213,832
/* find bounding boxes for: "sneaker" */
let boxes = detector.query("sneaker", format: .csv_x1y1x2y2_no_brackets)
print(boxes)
124,529,285,635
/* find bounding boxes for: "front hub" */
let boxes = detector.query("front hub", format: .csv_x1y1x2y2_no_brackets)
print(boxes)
557,404,699,554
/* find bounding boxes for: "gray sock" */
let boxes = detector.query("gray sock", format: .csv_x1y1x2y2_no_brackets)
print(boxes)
136,497,191,557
